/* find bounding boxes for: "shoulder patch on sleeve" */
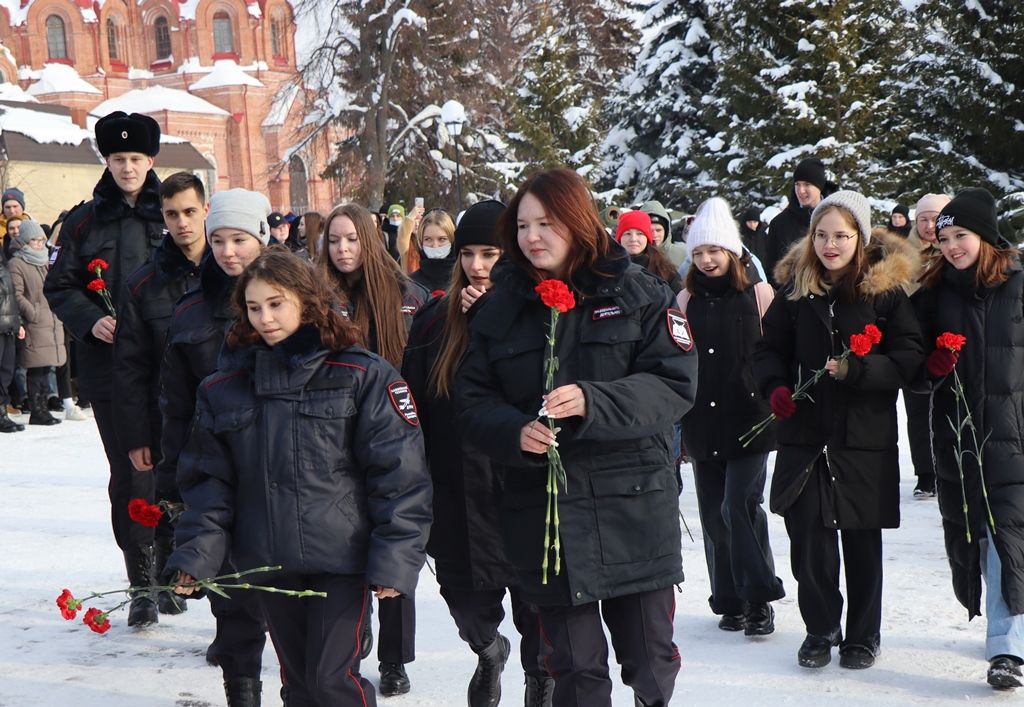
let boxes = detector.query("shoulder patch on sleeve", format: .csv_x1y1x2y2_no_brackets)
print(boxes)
387,380,419,426
666,309,693,352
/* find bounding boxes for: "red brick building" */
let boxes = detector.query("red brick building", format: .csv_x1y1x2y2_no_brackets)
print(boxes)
0,0,338,213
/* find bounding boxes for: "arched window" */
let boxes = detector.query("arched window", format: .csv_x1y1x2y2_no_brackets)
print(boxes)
289,155,308,213
154,16,171,60
46,15,68,60
270,9,286,58
106,18,120,60
213,11,234,54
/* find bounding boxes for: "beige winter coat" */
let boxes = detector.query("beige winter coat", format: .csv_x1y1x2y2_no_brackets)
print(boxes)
9,255,66,368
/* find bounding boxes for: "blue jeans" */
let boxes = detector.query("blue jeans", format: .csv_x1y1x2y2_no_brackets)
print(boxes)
980,527,1024,660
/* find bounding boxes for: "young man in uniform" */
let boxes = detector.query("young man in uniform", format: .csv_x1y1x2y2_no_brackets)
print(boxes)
44,111,165,625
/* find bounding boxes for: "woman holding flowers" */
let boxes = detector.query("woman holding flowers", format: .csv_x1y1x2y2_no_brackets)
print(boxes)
167,250,432,706
753,190,923,671
456,168,697,707
912,188,1024,690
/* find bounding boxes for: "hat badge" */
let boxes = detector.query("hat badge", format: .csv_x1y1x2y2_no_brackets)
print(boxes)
121,130,128,139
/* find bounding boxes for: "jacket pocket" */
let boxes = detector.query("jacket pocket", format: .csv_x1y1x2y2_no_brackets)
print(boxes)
590,466,676,565
297,392,356,465
579,317,643,379
212,406,255,433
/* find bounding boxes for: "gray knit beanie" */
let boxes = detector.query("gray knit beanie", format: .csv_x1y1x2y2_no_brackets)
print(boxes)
206,189,271,245
811,190,872,244
13,219,45,246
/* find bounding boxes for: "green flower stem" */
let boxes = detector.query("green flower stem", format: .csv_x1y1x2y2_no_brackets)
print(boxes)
541,469,553,585
540,307,568,584
950,368,996,538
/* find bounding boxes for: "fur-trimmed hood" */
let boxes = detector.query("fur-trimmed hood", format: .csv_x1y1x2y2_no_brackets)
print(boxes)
773,228,922,296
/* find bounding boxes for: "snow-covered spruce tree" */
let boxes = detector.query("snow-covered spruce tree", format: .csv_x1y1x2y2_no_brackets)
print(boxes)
708,0,908,208
597,0,718,211
894,0,1024,197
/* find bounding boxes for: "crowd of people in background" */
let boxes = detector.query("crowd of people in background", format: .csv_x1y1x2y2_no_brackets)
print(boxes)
3,109,1024,707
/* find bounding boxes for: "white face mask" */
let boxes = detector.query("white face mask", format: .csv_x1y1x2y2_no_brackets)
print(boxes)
423,243,452,260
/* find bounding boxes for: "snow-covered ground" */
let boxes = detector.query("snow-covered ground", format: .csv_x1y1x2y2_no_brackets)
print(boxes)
0,399,999,706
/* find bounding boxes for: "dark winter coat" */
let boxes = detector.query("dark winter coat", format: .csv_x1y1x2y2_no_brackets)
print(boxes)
913,259,1024,618
8,256,64,368
0,251,19,335
753,231,924,529
403,295,515,591
113,235,202,453
681,273,775,460
631,250,683,294
410,255,455,294
765,191,816,288
167,327,432,595
456,250,698,606
741,221,770,272
43,170,164,401
156,258,236,502
341,275,429,355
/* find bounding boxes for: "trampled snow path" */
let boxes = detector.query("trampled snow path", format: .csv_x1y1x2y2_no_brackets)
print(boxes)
0,398,999,706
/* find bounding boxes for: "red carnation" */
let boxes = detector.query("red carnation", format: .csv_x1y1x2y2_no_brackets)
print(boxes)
127,498,163,528
863,324,882,345
87,278,106,293
535,280,576,314
936,331,967,353
56,589,81,620
83,607,111,634
849,333,873,357
87,258,109,273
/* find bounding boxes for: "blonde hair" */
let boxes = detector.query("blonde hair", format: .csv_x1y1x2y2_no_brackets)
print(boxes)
787,205,867,302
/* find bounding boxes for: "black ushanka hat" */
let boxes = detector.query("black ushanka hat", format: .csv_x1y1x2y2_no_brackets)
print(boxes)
95,111,161,157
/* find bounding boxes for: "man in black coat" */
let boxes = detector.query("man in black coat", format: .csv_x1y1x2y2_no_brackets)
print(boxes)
740,205,770,270
112,172,206,617
764,158,836,286
44,111,165,625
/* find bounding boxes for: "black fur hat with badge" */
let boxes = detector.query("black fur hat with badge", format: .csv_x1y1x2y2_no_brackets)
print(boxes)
95,111,161,157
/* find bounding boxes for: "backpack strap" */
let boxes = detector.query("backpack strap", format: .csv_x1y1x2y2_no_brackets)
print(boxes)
674,288,691,314
752,281,774,336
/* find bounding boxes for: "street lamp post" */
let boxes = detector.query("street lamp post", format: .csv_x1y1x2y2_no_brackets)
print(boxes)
441,100,466,212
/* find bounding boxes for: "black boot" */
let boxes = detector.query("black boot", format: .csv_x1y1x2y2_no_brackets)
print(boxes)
797,629,841,668
744,603,775,636
0,406,24,432
224,677,262,707
123,545,158,627
525,675,554,707
379,662,411,696
28,392,60,425
988,655,1023,690
153,534,187,615
468,634,510,707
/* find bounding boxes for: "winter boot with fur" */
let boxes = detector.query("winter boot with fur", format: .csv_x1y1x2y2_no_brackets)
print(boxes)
468,633,510,707
124,545,158,627
224,677,262,707
153,533,187,615
28,392,61,425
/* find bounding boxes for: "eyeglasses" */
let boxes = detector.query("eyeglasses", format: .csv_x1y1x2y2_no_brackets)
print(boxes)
812,232,857,246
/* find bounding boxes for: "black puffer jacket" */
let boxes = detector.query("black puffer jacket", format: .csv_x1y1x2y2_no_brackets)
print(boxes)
156,258,236,501
113,235,202,453
741,220,770,272
764,191,816,288
43,170,164,401
681,273,775,460
403,295,515,591
410,254,455,294
456,249,697,606
753,232,924,529
167,327,432,594
913,259,1024,618
0,250,20,335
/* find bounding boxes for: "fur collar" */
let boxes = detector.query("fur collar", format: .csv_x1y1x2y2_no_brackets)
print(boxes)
773,228,921,296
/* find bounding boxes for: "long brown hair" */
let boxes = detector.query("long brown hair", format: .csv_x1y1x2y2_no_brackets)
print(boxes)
318,203,409,367
787,205,867,303
684,249,751,294
303,211,324,260
497,168,614,288
919,237,1019,290
638,241,678,284
226,247,360,350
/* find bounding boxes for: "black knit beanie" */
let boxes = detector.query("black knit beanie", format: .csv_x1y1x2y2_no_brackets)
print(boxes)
793,158,827,192
936,187,1002,246
891,204,909,219
454,200,505,249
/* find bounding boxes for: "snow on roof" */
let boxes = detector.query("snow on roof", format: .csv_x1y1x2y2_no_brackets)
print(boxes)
25,64,102,95
88,85,231,118
0,82,38,103
0,104,91,145
0,0,30,25
262,83,298,127
189,60,264,90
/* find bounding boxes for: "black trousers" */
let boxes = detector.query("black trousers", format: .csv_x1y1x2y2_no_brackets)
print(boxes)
92,400,154,550
261,573,375,707
0,332,14,404
375,590,415,664
537,587,679,707
903,390,935,479
440,584,547,677
209,586,267,679
693,452,784,615
783,462,883,651
26,366,49,397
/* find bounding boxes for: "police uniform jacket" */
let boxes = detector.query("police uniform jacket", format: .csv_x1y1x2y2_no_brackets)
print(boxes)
167,326,432,596
43,170,164,401
113,234,201,453
456,248,697,606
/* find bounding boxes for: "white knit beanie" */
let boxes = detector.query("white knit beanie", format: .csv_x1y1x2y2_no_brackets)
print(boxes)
686,197,743,257
206,189,272,245
811,190,872,244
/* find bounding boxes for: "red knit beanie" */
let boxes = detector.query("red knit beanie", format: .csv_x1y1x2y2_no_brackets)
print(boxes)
615,210,653,244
